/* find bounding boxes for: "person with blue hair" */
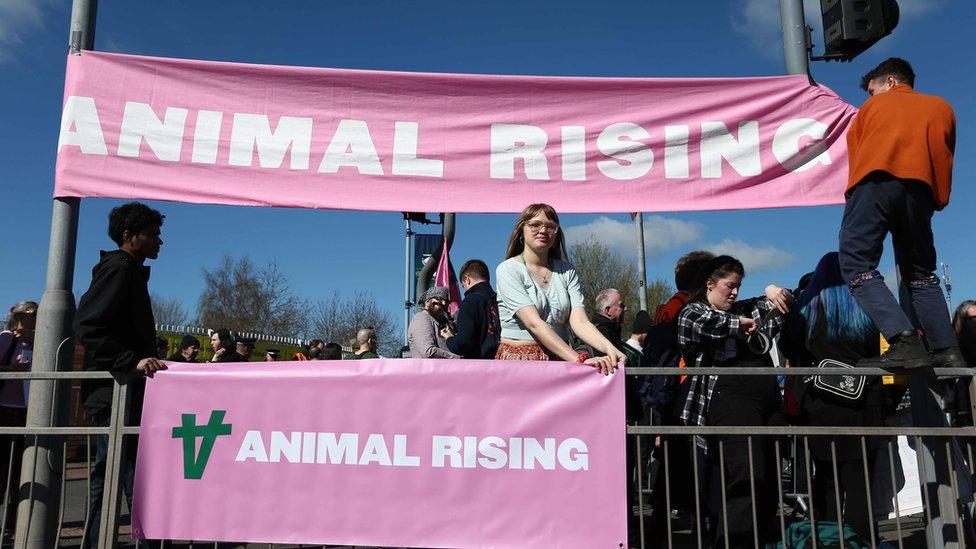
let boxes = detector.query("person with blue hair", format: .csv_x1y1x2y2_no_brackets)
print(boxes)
781,252,886,542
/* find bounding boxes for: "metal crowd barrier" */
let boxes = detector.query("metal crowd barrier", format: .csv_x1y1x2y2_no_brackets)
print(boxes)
626,366,976,549
0,367,972,548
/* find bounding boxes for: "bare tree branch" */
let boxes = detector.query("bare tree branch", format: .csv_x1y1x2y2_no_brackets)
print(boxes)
150,293,189,325
309,291,398,356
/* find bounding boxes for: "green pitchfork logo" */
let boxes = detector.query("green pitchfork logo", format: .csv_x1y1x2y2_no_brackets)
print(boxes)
171,410,233,480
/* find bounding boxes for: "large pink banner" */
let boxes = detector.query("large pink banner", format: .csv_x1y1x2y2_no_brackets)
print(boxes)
132,359,627,547
56,51,856,213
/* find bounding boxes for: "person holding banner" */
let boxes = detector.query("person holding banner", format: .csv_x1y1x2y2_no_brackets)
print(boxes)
677,254,792,549
73,202,167,548
494,203,622,374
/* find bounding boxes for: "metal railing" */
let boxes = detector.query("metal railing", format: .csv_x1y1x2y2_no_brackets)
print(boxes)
1,366,973,547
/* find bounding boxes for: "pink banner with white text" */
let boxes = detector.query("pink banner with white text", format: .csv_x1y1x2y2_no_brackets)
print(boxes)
132,359,627,547
56,51,857,213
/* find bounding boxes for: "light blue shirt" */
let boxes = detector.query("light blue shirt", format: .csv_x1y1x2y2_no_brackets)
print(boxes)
495,257,585,342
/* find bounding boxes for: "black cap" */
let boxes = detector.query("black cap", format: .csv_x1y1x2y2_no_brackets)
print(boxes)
236,336,256,345
632,311,652,334
179,335,200,350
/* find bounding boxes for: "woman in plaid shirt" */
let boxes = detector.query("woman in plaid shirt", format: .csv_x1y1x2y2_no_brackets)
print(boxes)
676,255,792,549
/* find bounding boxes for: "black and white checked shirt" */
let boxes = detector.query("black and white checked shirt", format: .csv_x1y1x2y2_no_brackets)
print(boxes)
677,297,783,433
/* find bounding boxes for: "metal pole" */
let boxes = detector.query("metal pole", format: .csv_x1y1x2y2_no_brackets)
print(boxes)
403,215,413,350
779,0,811,78
15,3,94,547
634,213,648,311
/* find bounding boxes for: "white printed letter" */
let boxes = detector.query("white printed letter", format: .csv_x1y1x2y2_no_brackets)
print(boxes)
560,126,587,181
700,121,761,178
191,110,223,164
432,435,462,468
557,438,589,471
477,436,508,470
664,125,690,179
235,430,268,462
318,119,384,175
392,435,420,467
359,434,393,466
392,121,443,178
772,118,831,173
596,123,653,180
489,123,550,180
229,114,312,170
269,431,302,463
316,433,359,465
117,101,188,161
58,96,107,155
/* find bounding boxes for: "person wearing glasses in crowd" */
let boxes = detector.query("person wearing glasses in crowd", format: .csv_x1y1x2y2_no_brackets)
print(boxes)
494,203,622,374
0,300,37,528
408,286,460,359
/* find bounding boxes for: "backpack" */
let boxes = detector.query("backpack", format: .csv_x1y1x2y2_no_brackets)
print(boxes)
638,308,684,420
776,521,871,549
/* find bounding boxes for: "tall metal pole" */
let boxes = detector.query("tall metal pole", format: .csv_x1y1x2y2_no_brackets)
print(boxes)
403,215,413,351
634,213,648,311
779,0,810,77
15,2,94,546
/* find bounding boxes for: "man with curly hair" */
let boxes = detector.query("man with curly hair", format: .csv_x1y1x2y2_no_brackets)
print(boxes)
74,201,166,548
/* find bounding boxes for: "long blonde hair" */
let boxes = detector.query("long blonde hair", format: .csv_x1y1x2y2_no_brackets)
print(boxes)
504,203,567,261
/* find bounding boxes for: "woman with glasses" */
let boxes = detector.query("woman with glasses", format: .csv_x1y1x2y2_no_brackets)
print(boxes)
0,300,37,529
494,203,622,374
408,286,460,359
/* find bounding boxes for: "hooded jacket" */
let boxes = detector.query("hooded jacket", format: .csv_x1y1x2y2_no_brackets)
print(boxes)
74,250,156,422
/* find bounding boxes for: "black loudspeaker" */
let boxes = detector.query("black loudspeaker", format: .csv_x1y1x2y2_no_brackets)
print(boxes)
821,0,900,60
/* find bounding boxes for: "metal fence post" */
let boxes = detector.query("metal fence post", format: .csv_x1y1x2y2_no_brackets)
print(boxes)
97,377,128,549
15,2,97,547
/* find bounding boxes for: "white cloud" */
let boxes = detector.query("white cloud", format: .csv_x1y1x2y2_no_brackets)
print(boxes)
730,0,821,61
0,0,57,65
702,238,796,273
564,215,706,256
896,0,943,16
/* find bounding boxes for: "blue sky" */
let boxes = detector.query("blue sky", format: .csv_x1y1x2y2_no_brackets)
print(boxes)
1,0,973,343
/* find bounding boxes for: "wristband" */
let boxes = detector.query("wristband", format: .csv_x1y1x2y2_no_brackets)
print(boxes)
576,352,590,364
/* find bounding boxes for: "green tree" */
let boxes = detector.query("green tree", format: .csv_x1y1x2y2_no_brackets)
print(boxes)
569,237,673,337
196,255,309,336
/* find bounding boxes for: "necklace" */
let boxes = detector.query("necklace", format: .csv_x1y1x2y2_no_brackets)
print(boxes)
521,253,551,285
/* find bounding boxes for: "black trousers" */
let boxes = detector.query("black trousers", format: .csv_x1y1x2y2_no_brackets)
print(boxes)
707,375,784,548
838,176,954,348
811,457,874,541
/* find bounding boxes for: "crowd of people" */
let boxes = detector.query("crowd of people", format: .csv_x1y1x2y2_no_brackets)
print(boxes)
0,57,970,546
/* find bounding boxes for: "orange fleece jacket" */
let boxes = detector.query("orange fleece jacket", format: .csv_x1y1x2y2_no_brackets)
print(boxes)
846,84,956,210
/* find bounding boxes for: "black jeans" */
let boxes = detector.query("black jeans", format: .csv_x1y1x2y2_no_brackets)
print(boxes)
838,176,955,349
707,375,783,548
811,457,874,541
84,417,135,549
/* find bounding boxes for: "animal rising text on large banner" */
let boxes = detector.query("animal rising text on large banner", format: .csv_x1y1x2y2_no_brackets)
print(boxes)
55,51,857,213
132,359,627,548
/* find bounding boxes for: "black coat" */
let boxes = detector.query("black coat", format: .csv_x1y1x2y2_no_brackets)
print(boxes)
592,313,644,423
445,281,501,360
74,250,156,423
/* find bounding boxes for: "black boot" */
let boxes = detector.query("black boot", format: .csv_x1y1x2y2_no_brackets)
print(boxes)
858,330,931,369
930,346,969,367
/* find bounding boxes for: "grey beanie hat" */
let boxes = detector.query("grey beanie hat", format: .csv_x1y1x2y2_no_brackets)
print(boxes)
419,286,449,305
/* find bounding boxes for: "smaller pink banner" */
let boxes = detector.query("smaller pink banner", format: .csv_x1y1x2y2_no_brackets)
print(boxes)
132,359,627,548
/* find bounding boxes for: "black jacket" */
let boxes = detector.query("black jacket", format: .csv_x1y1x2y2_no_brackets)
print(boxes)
74,250,156,423
591,313,644,423
445,281,501,359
